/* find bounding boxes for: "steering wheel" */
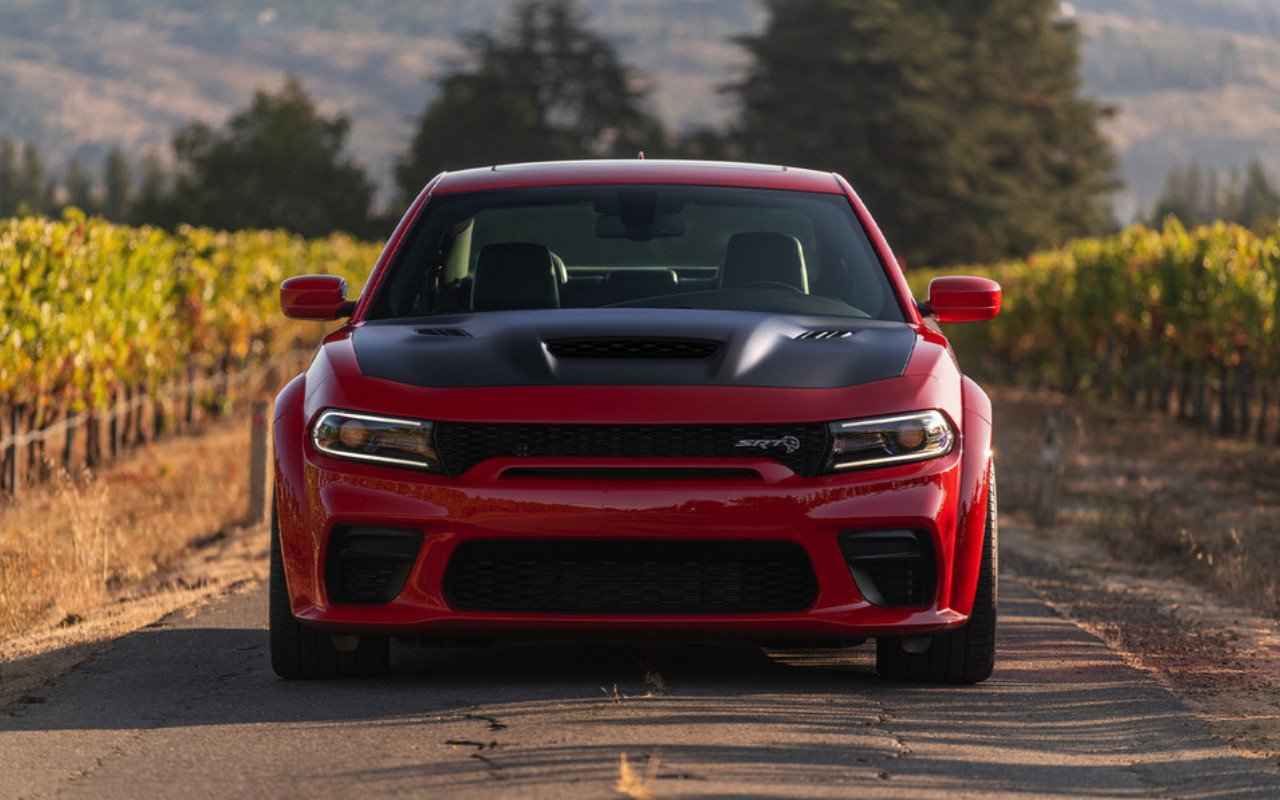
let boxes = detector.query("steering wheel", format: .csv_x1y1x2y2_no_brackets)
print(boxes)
738,281,804,293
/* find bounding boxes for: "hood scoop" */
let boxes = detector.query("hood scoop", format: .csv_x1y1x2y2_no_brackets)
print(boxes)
795,329,856,340
415,327,472,338
546,337,723,360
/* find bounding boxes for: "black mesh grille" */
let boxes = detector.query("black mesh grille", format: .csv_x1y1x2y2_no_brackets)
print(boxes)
500,467,760,481
434,423,829,476
546,337,721,359
839,531,936,607
443,539,817,613
416,327,472,338
326,527,423,605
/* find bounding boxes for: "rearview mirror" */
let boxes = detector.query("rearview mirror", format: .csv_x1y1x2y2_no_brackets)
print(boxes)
596,212,685,240
926,276,1001,323
280,275,354,320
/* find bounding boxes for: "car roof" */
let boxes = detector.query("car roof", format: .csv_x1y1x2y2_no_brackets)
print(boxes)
430,159,846,195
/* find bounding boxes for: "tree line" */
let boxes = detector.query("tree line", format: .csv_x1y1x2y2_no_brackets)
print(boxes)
0,0,1185,265
1150,160,1280,233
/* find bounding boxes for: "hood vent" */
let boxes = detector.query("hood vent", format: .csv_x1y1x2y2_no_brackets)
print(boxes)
796,330,855,340
415,327,472,338
546,337,722,359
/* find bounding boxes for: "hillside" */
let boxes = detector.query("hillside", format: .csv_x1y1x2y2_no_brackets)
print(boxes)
0,0,1277,213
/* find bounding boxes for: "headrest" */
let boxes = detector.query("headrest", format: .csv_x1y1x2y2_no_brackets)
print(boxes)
472,243,561,311
719,232,809,293
605,269,679,304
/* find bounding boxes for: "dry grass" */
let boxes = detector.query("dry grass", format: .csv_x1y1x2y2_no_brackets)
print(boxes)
992,386,1280,618
616,752,661,800
0,420,255,639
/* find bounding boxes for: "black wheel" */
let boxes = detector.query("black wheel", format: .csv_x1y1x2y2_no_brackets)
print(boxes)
269,502,389,679
875,465,997,684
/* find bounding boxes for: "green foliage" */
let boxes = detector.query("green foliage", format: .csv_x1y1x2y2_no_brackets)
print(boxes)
395,0,666,201
0,212,380,413
169,76,375,237
732,0,1118,267
908,220,1280,388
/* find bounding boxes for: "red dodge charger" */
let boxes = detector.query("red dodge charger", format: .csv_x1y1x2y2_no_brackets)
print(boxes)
271,159,1002,683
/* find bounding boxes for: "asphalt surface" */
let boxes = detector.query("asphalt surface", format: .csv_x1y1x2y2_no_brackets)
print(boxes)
2,573,1276,799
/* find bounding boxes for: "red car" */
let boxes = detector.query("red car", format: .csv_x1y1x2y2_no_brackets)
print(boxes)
271,159,1001,683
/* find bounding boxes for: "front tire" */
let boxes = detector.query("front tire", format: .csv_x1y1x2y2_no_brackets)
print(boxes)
269,502,389,679
875,465,997,684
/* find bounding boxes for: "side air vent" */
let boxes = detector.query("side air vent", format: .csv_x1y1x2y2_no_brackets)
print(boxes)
416,327,472,338
326,527,423,605
839,530,936,607
796,330,855,340
546,337,722,359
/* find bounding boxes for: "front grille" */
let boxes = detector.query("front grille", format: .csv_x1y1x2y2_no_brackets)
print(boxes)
500,467,760,481
839,531,936,607
546,337,721,359
443,539,817,614
434,423,829,476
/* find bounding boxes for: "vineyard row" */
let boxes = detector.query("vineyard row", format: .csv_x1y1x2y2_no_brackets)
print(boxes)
910,219,1280,441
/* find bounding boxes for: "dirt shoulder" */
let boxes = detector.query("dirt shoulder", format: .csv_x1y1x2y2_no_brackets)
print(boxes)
992,386,1280,769
0,519,268,708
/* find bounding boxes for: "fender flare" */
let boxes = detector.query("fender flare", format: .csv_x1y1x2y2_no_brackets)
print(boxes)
947,376,994,616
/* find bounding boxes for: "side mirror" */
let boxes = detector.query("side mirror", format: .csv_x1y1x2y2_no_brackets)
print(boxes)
926,276,1001,323
280,275,354,320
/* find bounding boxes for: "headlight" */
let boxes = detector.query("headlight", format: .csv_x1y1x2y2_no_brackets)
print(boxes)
826,410,955,471
312,410,443,472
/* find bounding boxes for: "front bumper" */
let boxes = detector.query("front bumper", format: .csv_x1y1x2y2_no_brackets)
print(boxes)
276,447,971,641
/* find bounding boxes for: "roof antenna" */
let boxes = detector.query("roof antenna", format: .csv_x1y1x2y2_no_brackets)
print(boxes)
637,151,645,160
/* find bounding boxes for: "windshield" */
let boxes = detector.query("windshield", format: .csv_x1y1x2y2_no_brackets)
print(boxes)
367,185,903,322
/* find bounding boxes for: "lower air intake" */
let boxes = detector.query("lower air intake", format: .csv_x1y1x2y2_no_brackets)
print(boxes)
326,527,423,605
443,539,817,614
839,530,936,607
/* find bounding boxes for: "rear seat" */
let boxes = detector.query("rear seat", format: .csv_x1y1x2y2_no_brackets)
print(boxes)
604,269,679,304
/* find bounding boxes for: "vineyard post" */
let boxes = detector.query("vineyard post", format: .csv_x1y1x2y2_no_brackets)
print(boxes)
247,400,269,524
185,365,196,431
1033,409,1065,528
5,406,18,496
62,407,74,471
1218,365,1235,436
108,387,121,462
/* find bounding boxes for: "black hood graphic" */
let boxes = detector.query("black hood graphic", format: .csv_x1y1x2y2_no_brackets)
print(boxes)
350,309,915,389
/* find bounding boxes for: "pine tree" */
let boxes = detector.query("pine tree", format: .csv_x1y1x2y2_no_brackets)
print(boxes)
128,152,177,228
396,0,665,202
0,139,17,217
63,157,98,214
16,143,49,216
732,0,1117,265
170,75,374,236
1238,159,1280,230
948,0,1118,257
103,147,132,222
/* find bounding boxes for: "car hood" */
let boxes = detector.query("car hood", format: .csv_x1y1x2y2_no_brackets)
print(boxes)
349,309,916,390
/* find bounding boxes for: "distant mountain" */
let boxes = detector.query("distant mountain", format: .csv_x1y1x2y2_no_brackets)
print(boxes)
1,0,1277,216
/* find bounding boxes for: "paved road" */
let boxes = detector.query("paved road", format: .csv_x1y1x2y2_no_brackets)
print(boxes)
2,572,1276,799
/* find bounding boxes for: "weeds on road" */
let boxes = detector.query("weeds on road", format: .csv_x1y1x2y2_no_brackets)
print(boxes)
616,752,660,800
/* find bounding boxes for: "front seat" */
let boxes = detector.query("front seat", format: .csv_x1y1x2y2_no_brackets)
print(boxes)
719,232,809,293
471,243,561,311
